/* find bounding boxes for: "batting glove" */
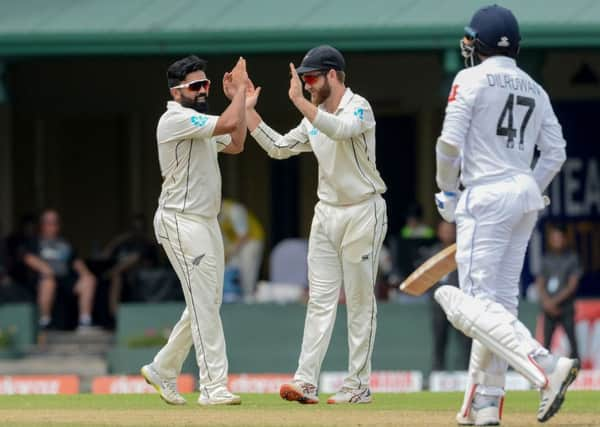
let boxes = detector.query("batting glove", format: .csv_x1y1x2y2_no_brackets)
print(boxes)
434,191,461,223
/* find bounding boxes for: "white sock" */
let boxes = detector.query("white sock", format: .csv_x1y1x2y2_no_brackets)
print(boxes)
79,314,92,326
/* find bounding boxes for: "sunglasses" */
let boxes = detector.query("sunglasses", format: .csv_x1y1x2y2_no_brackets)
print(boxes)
301,72,326,85
173,79,211,91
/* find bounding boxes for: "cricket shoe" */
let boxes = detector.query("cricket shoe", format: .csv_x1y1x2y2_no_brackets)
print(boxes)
456,394,502,426
140,364,186,405
279,381,319,404
537,357,579,423
198,388,241,406
327,387,372,404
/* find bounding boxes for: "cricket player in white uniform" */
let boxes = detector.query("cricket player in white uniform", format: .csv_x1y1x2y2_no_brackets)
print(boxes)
433,5,579,425
245,45,387,404
140,55,249,406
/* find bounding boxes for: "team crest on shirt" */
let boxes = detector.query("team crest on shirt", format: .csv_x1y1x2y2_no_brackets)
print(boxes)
353,107,364,120
191,115,208,127
309,127,319,136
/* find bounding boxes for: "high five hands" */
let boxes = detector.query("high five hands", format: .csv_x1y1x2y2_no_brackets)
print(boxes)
288,63,303,103
223,57,261,109
222,57,248,99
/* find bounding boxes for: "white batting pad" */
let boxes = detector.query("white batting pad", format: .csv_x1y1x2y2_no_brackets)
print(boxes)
434,285,547,388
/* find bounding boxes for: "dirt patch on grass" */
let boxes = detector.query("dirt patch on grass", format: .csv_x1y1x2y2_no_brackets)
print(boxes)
1,409,598,426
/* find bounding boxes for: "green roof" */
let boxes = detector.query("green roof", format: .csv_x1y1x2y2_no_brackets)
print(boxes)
1,0,600,56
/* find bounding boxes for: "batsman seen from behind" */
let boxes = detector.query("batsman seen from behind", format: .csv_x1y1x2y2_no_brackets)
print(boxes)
245,45,387,404
433,5,577,425
140,55,249,406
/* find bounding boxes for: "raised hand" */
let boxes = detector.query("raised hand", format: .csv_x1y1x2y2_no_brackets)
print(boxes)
288,63,303,103
230,57,248,91
245,78,262,109
222,71,235,100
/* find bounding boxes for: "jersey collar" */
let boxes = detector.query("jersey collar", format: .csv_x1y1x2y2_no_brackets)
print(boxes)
317,87,354,114
483,56,517,67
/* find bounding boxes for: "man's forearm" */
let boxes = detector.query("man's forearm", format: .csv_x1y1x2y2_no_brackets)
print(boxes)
551,276,579,305
229,86,247,151
247,108,263,132
291,95,317,123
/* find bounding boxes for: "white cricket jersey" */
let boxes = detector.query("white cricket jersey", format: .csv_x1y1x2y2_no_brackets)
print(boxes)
251,88,386,206
156,101,231,218
441,56,566,192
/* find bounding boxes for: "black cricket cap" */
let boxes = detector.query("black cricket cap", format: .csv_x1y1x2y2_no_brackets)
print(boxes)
167,55,207,88
296,45,345,75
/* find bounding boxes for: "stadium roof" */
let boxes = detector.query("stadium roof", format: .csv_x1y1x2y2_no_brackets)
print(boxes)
2,0,600,56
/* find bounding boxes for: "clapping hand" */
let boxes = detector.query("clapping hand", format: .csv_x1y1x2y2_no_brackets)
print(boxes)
245,78,262,109
222,57,248,99
288,63,303,103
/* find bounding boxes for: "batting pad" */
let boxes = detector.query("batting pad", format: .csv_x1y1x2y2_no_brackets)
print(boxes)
434,286,547,388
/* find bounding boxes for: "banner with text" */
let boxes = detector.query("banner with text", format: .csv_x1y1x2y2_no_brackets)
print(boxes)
0,375,79,395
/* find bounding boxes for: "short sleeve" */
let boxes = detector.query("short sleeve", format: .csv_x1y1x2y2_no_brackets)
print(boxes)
158,111,220,144
567,252,583,278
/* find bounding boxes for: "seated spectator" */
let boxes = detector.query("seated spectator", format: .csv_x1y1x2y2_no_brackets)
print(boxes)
401,202,434,239
23,209,97,330
535,223,581,359
101,214,158,315
424,221,471,371
0,234,31,303
219,199,265,302
395,204,436,283
4,214,38,299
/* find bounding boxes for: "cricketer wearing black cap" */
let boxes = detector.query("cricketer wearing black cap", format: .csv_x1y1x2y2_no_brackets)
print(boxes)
296,45,346,75
243,45,388,405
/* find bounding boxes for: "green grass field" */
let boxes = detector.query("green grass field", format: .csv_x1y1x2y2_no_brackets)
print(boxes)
0,391,598,426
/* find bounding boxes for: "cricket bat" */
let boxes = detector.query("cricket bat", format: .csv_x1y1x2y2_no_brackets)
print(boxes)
399,243,457,296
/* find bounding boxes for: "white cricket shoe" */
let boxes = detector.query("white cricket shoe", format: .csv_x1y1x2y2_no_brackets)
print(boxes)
456,406,501,426
140,364,186,405
456,394,502,426
279,381,319,404
198,388,241,406
537,357,579,422
327,387,372,404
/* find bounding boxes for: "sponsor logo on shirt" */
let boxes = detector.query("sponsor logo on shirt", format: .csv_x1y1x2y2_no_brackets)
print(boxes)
191,115,208,127
353,107,364,120
448,84,459,102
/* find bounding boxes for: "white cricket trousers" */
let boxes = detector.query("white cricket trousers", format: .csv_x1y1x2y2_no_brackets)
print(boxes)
455,175,544,397
151,208,229,395
294,195,387,390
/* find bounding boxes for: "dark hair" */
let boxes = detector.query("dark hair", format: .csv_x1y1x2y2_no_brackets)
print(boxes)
548,222,567,233
405,202,424,220
167,55,207,89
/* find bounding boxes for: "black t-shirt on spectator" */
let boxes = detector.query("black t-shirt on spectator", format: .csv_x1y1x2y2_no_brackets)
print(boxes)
4,232,35,284
28,237,77,278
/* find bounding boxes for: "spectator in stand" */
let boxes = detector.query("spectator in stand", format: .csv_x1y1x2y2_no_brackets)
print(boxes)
219,198,265,302
23,209,97,330
425,221,471,371
396,203,436,285
4,214,38,297
101,214,158,316
535,223,581,359
401,202,434,239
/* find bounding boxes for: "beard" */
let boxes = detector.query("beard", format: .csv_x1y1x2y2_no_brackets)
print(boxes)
310,80,331,106
180,93,209,114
